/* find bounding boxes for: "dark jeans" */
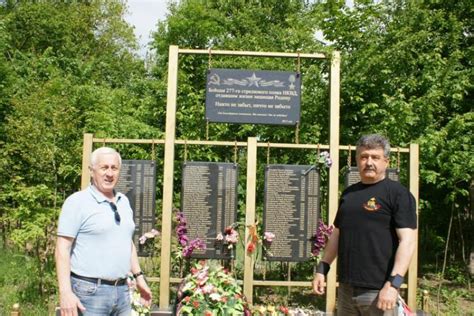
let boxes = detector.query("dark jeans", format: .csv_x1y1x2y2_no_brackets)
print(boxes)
337,283,397,316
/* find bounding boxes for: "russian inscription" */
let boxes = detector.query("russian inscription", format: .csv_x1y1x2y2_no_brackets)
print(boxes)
206,68,301,125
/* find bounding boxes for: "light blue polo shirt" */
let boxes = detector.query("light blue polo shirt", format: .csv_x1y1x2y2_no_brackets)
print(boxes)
57,185,135,279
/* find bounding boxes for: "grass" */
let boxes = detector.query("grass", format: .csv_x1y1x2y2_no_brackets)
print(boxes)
0,246,56,315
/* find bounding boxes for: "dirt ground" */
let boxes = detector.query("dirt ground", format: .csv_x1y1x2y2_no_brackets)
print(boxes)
418,274,474,316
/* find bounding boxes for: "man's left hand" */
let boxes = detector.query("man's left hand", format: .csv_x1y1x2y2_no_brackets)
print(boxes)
377,282,398,311
136,276,152,307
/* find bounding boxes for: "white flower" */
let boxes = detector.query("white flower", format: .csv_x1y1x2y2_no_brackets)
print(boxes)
202,283,215,294
209,292,222,301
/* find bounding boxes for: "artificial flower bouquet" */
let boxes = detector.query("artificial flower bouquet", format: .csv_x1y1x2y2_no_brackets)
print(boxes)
131,290,150,316
175,261,251,315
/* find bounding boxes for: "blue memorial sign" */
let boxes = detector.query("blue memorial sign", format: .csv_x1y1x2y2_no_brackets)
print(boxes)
206,68,301,125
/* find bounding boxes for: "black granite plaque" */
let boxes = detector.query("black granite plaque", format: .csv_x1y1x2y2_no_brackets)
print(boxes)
263,165,320,261
115,160,157,256
181,162,238,259
344,167,400,188
206,68,301,125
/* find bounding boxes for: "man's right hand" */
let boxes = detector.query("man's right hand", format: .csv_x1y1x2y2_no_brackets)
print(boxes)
312,273,326,295
60,291,86,316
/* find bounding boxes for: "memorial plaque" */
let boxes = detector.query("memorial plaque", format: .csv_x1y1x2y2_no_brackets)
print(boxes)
206,68,301,125
263,165,320,261
344,167,400,188
115,160,157,256
181,162,238,259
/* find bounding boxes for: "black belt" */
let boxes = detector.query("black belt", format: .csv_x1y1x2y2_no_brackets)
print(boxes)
71,272,127,286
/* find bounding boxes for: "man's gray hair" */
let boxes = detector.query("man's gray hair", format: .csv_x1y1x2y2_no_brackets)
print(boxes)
90,147,122,167
356,134,391,158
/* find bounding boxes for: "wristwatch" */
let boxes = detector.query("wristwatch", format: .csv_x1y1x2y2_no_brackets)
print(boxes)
133,271,144,279
388,274,404,290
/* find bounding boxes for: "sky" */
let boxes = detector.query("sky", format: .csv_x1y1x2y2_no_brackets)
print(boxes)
124,0,348,57
124,0,169,57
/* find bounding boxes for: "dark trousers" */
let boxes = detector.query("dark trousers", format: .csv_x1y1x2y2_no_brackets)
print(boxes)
337,283,397,316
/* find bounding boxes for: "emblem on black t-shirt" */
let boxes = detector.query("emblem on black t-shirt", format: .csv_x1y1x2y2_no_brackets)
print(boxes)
363,197,381,212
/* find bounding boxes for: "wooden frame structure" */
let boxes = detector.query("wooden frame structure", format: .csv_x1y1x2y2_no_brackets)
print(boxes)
80,45,419,313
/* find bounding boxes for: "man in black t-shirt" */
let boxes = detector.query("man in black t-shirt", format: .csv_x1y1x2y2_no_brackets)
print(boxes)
312,134,417,315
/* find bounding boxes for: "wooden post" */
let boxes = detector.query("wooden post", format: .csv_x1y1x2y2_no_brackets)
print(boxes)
10,303,20,316
408,143,419,310
159,45,179,309
422,290,430,313
81,133,93,190
243,137,257,304
326,51,340,314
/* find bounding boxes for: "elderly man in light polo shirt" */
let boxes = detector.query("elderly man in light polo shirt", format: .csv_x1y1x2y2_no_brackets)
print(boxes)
55,147,151,316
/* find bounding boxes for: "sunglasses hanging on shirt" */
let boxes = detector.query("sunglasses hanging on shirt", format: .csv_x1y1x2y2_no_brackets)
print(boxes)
109,202,121,224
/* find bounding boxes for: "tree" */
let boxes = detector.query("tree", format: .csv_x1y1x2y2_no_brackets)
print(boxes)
311,0,473,269
0,1,160,301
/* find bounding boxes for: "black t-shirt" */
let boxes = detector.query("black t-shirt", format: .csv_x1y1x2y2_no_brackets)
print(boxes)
334,178,417,289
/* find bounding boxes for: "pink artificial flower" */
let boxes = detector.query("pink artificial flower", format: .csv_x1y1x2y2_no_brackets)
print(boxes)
264,232,275,243
143,231,156,239
138,235,147,244
225,229,239,244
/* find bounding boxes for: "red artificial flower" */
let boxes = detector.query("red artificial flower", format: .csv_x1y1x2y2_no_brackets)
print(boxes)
204,311,213,316
184,296,191,303
279,306,289,314
247,242,256,253
193,301,200,308
224,226,233,234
